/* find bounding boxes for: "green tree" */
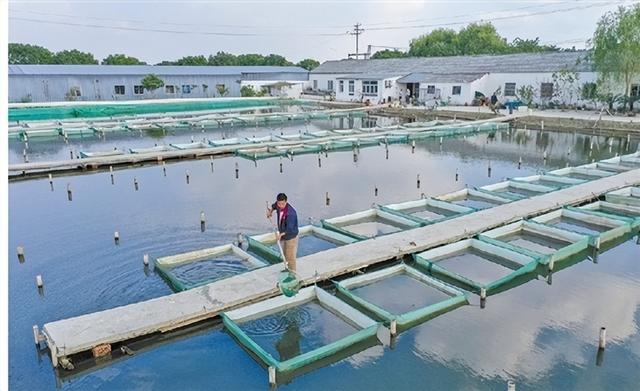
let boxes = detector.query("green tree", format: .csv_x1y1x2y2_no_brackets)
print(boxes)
409,28,460,57
174,55,208,65
140,74,165,96
8,43,54,64
456,23,510,55
516,84,536,106
102,54,146,65
216,84,229,97
370,49,406,59
240,85,256,97
510,37,558,53
208,51,238,66
552,68,580,106
296,58,320,70
408,22,558,57
262,54,292,66
589,4,640,111
52,49,98,64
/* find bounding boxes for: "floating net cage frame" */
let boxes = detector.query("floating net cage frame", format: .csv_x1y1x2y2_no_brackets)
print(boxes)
154,243,268,292
531,207,634,249
245,225,359,265
334,263,469,334
435,187,514,211
605,186,640,208
510,173,586,188
221,286,381,385
321,208,422,241
477,220,590,272
412,238,541,296
378,197,475,226
478,180,557,201
578,201,640,230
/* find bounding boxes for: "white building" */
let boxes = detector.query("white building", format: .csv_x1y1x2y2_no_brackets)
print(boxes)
309,51,636,107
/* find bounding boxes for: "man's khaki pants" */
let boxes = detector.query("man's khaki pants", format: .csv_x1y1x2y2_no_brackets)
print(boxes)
281,236,298,272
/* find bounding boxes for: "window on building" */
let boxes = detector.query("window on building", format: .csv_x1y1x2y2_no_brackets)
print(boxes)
348,80,355,95
165,85,175,94
452,85,461,95
504,82,516,96
69,86,82,97
338,80,344,93
114,85,125,95
134,85,144,95
540,82,554,98
182,84,191,94
313,80,318,90
426,85,436,94
384,80,393,88
327,80,334,91
362,80,378,96
631,84,640,97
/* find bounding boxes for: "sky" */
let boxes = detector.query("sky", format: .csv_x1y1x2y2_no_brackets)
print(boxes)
7,0,640,64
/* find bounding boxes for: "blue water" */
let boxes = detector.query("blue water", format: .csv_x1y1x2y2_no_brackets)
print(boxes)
8,126,640,390
239,300,358,361
350,273,452,315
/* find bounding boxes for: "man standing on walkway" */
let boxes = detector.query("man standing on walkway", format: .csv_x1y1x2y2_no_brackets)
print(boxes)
267,193,299,272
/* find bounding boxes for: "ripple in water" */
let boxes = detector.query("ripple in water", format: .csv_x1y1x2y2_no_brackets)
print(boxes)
170,254,258,288
240,306,313,337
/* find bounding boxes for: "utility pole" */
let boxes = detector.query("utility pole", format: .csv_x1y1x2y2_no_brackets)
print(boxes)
348,23,365,59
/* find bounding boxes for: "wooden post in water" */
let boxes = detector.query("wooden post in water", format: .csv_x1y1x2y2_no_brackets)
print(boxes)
36,275,43,288
143,254,149,267
114,231,120,245
210,156,214,172
17,246,25,263
518,156,522,169
235,162,239,179
325,192,330,206
134,177,139,191
49,174,54,191
67,184,72,201
186,170,190,184
416,174,421,189
109,166,114,185
507,380,516,391
200,212,206,232
411,140,416,153
455,169,459,182
599,327,606,349
162,161,167,177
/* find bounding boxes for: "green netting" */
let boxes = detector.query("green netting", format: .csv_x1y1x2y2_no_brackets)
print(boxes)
246,236,283,264
221,286,381,383
334,264,469,333
9,99,305,122
153,244,267,292
577,202,640,229
478,220,590,271
412,239,541,296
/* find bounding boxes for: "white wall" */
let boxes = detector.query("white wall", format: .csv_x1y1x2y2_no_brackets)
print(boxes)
476,72,598,106
417,78,483,105
240,80,309,98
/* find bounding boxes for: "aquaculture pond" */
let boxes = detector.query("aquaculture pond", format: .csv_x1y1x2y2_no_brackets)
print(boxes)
8,122,640,390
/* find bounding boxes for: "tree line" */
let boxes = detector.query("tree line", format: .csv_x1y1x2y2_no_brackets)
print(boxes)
7,44,321,70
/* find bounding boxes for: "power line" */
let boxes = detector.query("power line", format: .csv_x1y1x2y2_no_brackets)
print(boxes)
366,1,629,31
8,16,349,37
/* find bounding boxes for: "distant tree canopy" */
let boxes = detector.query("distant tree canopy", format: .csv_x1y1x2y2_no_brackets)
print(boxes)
407,22,559,57
296,58,320,70
8,45,318,69
161,52,297,66
102,54,146,65
9,44,98,64
8,43,54,64
589,4,640,111
51,49,98,64
370,49,406,59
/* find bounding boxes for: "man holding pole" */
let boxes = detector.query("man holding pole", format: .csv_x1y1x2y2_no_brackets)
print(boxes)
267,193,299,272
